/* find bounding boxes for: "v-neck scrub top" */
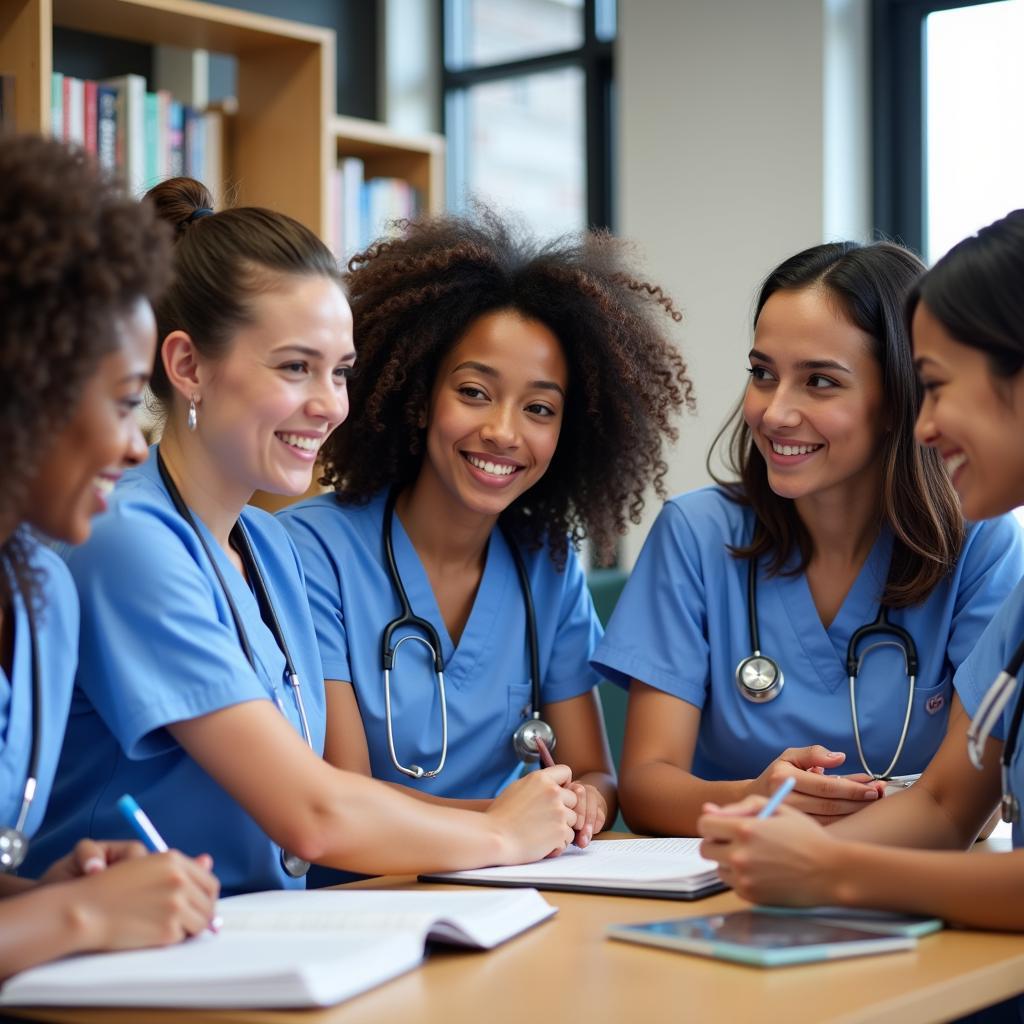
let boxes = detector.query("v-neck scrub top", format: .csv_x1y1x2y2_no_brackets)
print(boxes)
279,491,603,800
0,536,78,842
25,454,327,895
954,573,1024,850
592,486,1024,782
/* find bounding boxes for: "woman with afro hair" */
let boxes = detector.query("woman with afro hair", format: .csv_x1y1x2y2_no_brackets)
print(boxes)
0,137,218,977
280,209,693,845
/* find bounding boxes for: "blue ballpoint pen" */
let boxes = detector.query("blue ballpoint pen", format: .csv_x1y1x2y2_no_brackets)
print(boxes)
117,794,169,852
757,776,796,818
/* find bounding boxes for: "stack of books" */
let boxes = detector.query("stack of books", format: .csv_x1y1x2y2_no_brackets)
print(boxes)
51,71,226,201
330,155,421,260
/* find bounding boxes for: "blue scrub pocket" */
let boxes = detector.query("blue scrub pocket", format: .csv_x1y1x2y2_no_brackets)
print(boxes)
506,680,535,739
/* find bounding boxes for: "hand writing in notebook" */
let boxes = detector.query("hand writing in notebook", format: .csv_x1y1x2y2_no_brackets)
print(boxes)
535,738,607,849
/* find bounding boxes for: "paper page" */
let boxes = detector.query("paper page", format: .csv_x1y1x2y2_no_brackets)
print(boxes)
0,931,423,1009
436,837,717,885
219,886,555,948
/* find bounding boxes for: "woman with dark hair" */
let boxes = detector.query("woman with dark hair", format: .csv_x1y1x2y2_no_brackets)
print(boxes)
698,210,1024,946
597,240,1024,837
0,138,218,977
279,210,692,844
28,181,578,897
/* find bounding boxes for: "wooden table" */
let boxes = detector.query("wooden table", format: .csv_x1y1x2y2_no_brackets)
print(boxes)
9,839,1024,1024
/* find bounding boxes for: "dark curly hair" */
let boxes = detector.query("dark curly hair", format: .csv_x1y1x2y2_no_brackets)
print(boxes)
0,135,171,608
319,210,694,565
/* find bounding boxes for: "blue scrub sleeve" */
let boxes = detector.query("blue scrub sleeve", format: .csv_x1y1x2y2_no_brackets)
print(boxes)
954,575,1024,742
945,517,1024,674
541,551,604,705
590,503,710,708
278,513,353,683
66,510,274,759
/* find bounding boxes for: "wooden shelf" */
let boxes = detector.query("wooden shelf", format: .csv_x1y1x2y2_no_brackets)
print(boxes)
2,0,334,236
332,114,445,216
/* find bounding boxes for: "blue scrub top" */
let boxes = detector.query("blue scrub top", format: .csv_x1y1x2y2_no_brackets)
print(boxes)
592,486,1024,782
954,572,1024,850
26,454,327,895
0,535,78,843
279,491,603,799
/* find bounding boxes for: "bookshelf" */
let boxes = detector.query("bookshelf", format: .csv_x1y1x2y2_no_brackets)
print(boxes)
333,114,445,217
2,0,334,235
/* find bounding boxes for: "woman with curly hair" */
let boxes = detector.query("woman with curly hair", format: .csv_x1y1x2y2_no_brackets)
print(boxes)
597,241,1024,837
0,136,218,978
29,181,577,898
279,210,693,844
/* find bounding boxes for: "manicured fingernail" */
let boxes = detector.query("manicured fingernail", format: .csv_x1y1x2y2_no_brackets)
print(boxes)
864,789,878,799
209,916,223,933
83,857,105,874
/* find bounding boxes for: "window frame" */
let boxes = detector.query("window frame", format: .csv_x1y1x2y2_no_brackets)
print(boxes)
441,0,615,230
872,0,1006,255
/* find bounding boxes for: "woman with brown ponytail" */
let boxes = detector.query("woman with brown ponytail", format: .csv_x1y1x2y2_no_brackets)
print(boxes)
28,179,578,896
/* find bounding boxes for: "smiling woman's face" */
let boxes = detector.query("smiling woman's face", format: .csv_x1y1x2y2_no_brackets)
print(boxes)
913,301,1024,520
22,298,157,544
742,286,886,504
419,309,568,520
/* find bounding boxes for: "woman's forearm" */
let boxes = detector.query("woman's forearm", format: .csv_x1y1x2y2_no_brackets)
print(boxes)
0,884,97,980
620,761,750,836
830,843,1024,930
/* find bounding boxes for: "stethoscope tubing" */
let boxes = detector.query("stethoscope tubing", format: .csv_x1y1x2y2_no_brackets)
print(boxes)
380,487,547,778
741,554,920,780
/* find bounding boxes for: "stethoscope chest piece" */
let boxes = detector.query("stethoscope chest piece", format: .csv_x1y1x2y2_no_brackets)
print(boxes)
0,827,28,873
735,653,784,703
513,716,556,762
281,850,311,878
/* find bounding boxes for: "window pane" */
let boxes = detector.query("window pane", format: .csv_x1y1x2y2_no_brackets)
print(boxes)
448,0,584,69
450,66,586,237
925,0,1024,262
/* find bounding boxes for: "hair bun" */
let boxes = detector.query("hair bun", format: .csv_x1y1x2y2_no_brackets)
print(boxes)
145,177,216,235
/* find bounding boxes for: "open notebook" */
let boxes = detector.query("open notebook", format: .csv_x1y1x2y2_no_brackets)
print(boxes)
0,887,555,1009
422,837,724,900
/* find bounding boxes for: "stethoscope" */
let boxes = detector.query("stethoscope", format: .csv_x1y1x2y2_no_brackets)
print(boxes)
966,634,1024,824
735,555,920,780
157,450,313,877
380,488,554,779
0,590,42,874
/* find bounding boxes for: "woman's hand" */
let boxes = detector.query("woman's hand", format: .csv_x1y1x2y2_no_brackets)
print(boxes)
65,851,221,951
487,765,577,864
38,839,149,885
698,795,838,906
568,782,607,848
750,746,885,824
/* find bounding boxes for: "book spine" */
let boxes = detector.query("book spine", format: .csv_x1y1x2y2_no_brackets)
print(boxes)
97,84,119,172
168,100,184,177
144,91,159,187
66,77,84,145
83,80,98,155
50,72,63,138
123,75,147,196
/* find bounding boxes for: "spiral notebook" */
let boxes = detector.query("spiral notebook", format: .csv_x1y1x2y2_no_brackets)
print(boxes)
0,888,555,1009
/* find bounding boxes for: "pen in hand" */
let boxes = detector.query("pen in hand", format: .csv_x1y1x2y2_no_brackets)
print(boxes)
757,776,796,819
117,794,222,933
534,737,556,769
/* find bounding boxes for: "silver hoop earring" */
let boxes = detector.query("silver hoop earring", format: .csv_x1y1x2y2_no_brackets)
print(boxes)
187,395,198,432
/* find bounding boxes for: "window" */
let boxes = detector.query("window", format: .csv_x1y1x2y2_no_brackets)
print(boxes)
874,0,1024,260
443,0,615,235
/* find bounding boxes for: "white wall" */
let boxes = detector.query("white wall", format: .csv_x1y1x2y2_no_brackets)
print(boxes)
617,0,870,567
